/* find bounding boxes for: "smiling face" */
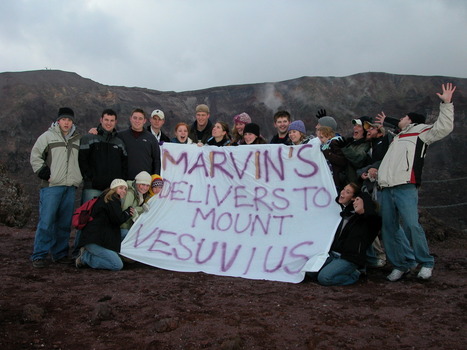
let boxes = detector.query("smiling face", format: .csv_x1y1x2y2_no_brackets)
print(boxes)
338,184,357,206
196,111,210,129
136,183,150,194
100,113,117,132
130,111,146,132
175,124,189,143
353,196,365,214
288,130,303,145
274,117,290,136
235,122,246,135
365,126,380,139
115,185,127,199
243,132,257,144
317,131,331,144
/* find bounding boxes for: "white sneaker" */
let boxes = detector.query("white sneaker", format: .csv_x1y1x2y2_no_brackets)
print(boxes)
417,267,433,280
386,268,409,282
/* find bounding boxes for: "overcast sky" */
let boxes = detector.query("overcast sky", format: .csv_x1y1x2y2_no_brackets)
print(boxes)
1,0,466,92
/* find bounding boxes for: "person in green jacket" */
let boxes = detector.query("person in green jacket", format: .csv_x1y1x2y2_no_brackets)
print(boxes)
120,171,152,240
30,107,82,268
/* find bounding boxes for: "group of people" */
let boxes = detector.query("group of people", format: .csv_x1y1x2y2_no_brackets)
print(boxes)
29,83,456,284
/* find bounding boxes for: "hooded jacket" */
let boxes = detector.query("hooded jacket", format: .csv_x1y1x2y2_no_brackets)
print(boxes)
378,102,454,188
30,123,82,188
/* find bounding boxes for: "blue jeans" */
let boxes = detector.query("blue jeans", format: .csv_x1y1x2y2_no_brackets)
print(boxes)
81,243,123,271
72,188,102,257
120,229,129,241
317,252,361,286
32,186,76,261
380,184,433,270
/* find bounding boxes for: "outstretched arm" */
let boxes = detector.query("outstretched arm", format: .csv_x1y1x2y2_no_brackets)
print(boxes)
436,83,456,103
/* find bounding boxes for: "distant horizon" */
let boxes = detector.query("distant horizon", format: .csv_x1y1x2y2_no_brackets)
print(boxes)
2,69,465,93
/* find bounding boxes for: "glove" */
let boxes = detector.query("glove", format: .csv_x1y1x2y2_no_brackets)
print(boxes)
315,109,327,119
142,204,150,213
37,165,51,181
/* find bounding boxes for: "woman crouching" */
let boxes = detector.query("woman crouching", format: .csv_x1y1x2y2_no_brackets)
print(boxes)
75,179,134,271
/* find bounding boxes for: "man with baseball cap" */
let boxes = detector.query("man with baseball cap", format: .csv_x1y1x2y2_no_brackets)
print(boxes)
147,109,170,144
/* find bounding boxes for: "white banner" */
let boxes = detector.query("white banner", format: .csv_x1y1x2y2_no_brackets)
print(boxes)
121,142,341,283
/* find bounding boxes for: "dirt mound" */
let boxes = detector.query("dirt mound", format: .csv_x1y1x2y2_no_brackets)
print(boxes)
0,224,465,350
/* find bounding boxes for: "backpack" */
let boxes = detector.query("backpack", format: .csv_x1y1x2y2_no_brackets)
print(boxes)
72,197,99,230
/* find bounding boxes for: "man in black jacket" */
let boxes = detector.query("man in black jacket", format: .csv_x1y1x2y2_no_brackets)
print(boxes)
118,108,161,179
74,109,128,256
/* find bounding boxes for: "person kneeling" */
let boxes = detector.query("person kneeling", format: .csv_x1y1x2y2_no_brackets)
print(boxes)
317,192,381,286
75,179,134,271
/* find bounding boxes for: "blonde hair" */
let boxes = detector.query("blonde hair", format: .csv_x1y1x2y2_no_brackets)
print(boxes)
103,188,118,203
318,126,335,139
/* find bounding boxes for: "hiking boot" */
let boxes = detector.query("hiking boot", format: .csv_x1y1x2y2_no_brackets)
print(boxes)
75,247,86,268
417,267,433,280
54,256,74,264
386,268,409,282
32,259,46,268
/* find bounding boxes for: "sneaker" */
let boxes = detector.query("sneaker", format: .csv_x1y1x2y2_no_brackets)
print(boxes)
54,256,74,264
32,259,46,268
417,267,433,280
386,268,409,282
75,247,86,268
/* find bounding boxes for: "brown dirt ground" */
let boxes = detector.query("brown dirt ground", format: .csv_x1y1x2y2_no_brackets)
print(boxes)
0,225,465,350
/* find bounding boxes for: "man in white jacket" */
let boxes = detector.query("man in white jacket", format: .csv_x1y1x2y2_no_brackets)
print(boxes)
377,83,456,281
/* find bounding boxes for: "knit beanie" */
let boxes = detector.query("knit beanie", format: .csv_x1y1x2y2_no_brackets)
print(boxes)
233,112,251,125
318,116,337,131
135,171,152,185
151,174,164,188
243,123,260,137
288,120,306,134
57,107,75,122
149,174,164,196
407,112,426,124
110,178,128,190
196,104,210,114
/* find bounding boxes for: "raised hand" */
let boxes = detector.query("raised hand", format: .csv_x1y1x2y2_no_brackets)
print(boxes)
375,112,387,125
315,109,327,119
436,83,456,104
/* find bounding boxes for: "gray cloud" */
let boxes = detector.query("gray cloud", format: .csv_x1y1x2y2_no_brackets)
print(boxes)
1,0,466,92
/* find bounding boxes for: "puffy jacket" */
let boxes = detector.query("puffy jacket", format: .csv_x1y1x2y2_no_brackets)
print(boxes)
30,123,82,188
79,124,128,190
120,180,149,230
378,102,454,188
